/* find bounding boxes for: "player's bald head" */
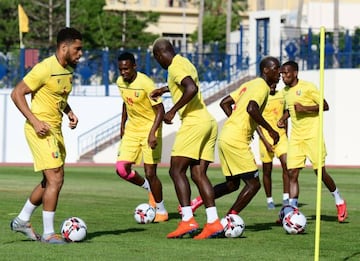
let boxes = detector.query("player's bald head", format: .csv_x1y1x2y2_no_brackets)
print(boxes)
153,38,175,55
260,56,280,72
152,38,176,69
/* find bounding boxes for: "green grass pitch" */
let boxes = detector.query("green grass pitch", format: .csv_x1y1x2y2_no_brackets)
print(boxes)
0,165,359,260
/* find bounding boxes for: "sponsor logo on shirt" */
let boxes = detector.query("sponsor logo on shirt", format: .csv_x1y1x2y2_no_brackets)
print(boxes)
239,87,247,96
126,97,134,105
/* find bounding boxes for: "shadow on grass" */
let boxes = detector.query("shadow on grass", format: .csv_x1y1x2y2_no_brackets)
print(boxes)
246,221,282,232
307,214,349,223
3,238,38,244
245,222,310,236
168,212,180,220
86,227,146,240
343,251,360,260
274,202,307,208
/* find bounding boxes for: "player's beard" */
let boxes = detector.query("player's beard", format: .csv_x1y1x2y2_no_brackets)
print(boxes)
65,52,79,69
69,62,78,69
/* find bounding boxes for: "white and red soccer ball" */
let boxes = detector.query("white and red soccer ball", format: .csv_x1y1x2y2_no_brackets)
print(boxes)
61,216,87,242
220,214,245,238
134,203,156,224
278,205,298,221
282,208,307,234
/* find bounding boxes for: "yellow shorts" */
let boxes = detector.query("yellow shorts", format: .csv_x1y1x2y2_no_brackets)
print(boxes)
172,119,217,161
218,138,257,176
287,137,327,170
117,133,162,164
259,134,288,163
25,124,65,172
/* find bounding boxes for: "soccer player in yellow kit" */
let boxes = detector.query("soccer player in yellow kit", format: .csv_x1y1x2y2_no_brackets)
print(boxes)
279,60,347,222
151,38,223,239
115,52,168,222
256,83,290,209
10,27,83,244
185,57,281,217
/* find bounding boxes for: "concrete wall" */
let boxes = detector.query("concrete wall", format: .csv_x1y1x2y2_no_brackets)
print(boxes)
1,68,359,166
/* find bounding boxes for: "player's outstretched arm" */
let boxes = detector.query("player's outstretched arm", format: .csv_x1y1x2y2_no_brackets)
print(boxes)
120,102,127,138
11,81,50,136
294,99,329,113
256,126,274,152
150,86,169,101
148,103,165,149
247,100,279,145
220,95,234,117
277,110,289,128
63,104,78,129
164,76,197,124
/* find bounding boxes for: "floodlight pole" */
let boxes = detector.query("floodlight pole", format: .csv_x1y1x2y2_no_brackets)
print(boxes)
333,0,339,68
226,0,232,54
119,0,126,44
66,0,70,27
197,0,204,63
182,0,187,53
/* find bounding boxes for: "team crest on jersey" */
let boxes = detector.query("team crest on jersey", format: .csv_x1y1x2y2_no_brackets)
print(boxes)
52,151,59,159
296,90,301,96
134,91,140,97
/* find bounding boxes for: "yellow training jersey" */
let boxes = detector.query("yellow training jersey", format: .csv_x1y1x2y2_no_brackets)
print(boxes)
23,55,74,129
167,54,213,123
117,72,162,135
220,78,269,142
282,79,320,139
258,90,286,142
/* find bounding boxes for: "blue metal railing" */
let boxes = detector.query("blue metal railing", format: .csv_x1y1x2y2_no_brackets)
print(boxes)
77,114,121,157
76,79,233,158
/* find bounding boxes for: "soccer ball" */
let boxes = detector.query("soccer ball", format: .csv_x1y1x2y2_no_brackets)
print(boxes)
134,203,156,224
278,205,298,221
220,214,245,238
61,217,87,242
282,209,307,234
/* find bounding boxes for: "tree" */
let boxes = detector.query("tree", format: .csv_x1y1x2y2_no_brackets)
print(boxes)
89,10,160,49
352,27,360,67
68,0,160,49
191,0,246,52
0,0,26,52
21,0,66,49
71,0,121,49
0,0,160,51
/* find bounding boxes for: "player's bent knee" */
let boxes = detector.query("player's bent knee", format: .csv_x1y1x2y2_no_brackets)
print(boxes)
230,181,241,191
116,161,135,180
145,173,157,182
224,178,239,192
242,170,261,191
